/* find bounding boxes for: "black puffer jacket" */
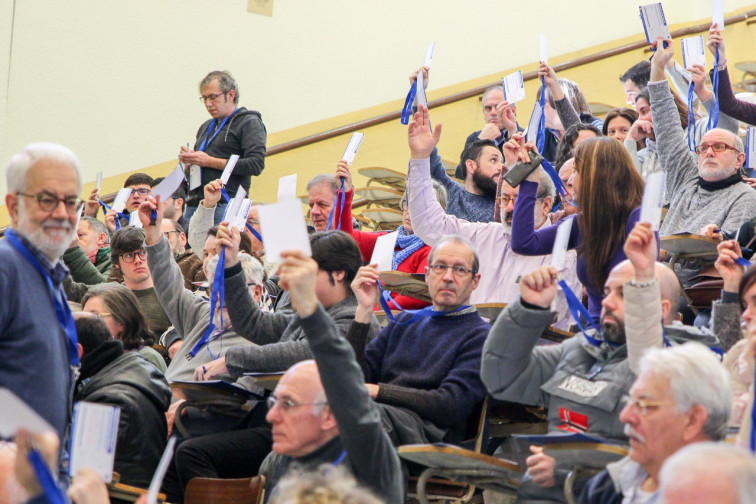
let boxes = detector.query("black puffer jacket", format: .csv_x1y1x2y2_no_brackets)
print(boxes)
75,342,171,488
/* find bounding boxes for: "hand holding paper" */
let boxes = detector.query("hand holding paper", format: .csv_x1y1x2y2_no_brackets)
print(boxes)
370,231,398,272
707,24,726,61
334,160,353,191
216,222,242,267
138,196,163,245
501,71,526,104
538,62,563,100
203,179,224,207
681,36,706,70
220,155,240,185
714,239,746,292
623,222,657,282
351,265,382,323
409,66,430,89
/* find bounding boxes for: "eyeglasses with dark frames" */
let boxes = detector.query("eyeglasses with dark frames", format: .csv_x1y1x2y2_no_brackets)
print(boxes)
120,249,147,263
428,263,475,277
199,92,228,103
17,191,82,214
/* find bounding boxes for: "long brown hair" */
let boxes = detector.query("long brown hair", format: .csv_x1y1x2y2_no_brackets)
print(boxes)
574,137,644,292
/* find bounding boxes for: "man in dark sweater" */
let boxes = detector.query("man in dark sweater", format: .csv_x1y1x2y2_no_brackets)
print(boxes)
179,70,267,224
349,234,490,445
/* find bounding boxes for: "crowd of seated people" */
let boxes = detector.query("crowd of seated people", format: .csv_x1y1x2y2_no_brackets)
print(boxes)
4,23,756,504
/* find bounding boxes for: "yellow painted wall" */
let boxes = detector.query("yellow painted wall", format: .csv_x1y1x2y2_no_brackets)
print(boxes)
2,3,756,226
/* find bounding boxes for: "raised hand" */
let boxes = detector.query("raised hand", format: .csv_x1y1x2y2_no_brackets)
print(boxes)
334,160,353,192
351,264,381,323
623,222,657,282
650,37,675,81
408,105,442,160
707,24,726,61
278,250,319,317
409,66,430,89
520,265,559,309
216,222,241,267
714,239,745,292
538,62,564,101
138,195,162,245
203,179,224,208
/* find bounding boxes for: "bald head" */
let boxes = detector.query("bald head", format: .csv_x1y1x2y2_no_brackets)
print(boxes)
611,260,679,324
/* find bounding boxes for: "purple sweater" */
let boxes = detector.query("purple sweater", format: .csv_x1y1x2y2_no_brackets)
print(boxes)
510,181,642,322
714,67,756,126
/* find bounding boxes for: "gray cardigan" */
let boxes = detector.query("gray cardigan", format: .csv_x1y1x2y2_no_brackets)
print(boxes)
223,262,381,375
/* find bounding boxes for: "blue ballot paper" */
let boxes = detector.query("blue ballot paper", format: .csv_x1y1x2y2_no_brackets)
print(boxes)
640,3,670,45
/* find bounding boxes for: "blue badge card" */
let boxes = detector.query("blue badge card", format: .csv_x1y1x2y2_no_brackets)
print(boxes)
129,211,143,228
424,42,435,68
640,171,665,231
147,436,176,504
712,0,725,30
69,402,120,483
220,154,240,185
640,3,670,44
111,188,132,214
222,186,247,228
502,71,526,104
95,171,103,192
746,127,756,171
342,132,365,165
681,36,706,69
551,216,573,272
416,71,429,110
539,34,548,64
525,100,543,145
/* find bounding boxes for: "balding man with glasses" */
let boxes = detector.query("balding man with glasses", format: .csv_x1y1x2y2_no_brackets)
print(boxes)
1,143,84,442
179,70,267,224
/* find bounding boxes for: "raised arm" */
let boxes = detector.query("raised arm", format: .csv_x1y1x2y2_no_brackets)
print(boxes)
187,179,223,259
540,62,581,132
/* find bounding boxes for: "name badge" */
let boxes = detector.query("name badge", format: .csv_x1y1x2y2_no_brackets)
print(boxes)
189,165,202,190
557,375,608,399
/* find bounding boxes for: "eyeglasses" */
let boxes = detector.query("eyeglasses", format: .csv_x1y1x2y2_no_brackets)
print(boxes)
428,263,475,277
17,191,82,214
497,195,517,206
129,188,152,196
694,142,740,155
199,92,227,103
620,395,670,416
120,249,147,263
266,394,327,412
163,230,180,238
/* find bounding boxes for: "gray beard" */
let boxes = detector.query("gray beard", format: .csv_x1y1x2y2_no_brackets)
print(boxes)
17,204,75,260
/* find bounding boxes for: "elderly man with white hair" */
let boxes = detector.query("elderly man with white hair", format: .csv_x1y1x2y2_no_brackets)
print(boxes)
658,442,756,504
578,342,732,504
1,143,83,441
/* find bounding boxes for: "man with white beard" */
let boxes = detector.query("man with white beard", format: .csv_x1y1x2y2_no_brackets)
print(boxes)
1,143,83,441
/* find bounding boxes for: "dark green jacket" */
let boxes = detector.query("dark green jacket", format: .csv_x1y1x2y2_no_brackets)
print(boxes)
62,245,112,285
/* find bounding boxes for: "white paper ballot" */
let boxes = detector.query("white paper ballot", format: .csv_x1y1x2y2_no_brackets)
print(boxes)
640,171,666,231
129,211,143,228
95,171,103,192
746,127,756,169
539,34,548,64
681,36,706,69
220,154,240,185
502,71,526,104
525,102,544,144
151,164,185,201
416,72,429,110
189,164,201,191
258,199,312,262
342,132,365,165
278,174,298,201
424,41,435,68
231,199,253,232
111,188,132,214
147,436,177,504
640,3,670,43
370,231,399,272
69,402,120,483
713,0,725,31
551,217,574,271
0,388,55,437
221,186,247,224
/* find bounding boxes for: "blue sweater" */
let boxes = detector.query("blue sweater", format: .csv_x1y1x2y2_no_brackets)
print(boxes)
364,307,489,431
429,148,496,223
0,236,73,439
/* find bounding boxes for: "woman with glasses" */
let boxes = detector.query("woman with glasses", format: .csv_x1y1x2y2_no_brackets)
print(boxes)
333,160,447,310
510,136,647,324
81,283,166,372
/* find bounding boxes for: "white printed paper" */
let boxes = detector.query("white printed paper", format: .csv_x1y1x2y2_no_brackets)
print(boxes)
129,211,143,228
189,165,201,191
712,0,725,31
370,231,399,272
151,164,185,201
502,71,526,104
147,436,176,504
525,102,543,144
640,3,670,44
231,199,253,232
551,217,574,271
111,188,133,214
640,171,666,231
539,34,548,64
95,171,103,192
424,42,435,68
220,154,240,185
221,186,247,224
69,402,120,483
342,132,365,165
0,388,55,437
258,199,312,262
681,36,706,69
746,127,756,169
416,72,429,110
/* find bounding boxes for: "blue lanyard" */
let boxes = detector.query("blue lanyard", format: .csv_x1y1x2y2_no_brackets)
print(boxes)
325,178,346,231
190,246,226,358
536,78,546,154
735,256,751,268
98,199,128,231
686,82,697,151
28,449,66,504
400,82,418,125
708,52,720,130
540,159,577,208
6,229,79,366
376,280,469,325
558,279,610,348
198,109,237,152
